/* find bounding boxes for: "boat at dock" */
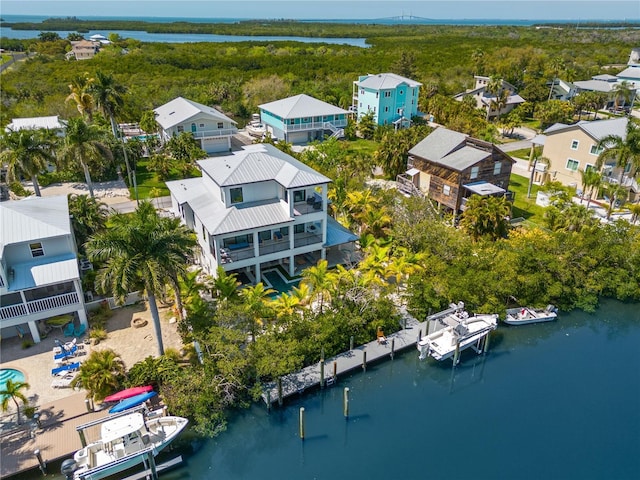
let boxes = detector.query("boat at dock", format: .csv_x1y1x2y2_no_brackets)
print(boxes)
66,411,188,480
504,305,558,325
417,302,498,362
246,113,266,138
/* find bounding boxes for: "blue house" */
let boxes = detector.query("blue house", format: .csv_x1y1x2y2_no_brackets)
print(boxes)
259,94,349,144
352,73,422,127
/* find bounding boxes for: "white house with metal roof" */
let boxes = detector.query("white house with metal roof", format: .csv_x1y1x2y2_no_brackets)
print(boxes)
154,97,238,154
6,115,67,133
166,143,357,283
454,76,525,120
0,195,88,344
353,73,422,127
258,94,349,144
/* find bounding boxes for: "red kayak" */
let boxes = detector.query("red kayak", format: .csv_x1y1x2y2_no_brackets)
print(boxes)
104,385,153,403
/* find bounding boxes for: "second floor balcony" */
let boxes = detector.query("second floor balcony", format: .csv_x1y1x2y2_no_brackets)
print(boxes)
0,283,81,321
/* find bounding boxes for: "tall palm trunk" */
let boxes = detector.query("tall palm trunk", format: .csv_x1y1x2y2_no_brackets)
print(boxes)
80,161,95,198
31,175,41,197
147,291,165,356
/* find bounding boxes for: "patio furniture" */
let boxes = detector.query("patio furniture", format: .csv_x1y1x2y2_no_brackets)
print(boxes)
47,314,74,334
54,344,77,361
74,323,87,337
51,361,81,376
63,322,75,337
51,372,77,388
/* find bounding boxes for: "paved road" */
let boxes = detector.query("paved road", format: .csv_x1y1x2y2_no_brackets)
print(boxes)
0,53,28,73
109,196,172,214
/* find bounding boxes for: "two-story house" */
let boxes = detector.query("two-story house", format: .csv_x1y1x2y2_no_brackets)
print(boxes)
541,117,637,200
352,73,422,127
259,94,349,144
398,127,514,213
166,143,357,284
454,76,525,120
0,195,88,344
67,40,101,60
154,97,238,154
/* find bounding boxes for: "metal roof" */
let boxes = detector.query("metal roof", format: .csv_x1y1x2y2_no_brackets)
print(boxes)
409,127,492,171
617,67,640,80
0,196,71,255
154,97,237,130
325,217,358,247
544,117,628,142
259,94,348,119
573,79,617,93
355,73,422,90
463,181,506,196
6,116,67,131
9,255,79,291
198,143,330,188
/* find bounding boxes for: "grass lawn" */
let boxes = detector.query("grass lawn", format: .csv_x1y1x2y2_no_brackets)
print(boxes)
131,159,200,200
509,172,547,225
342,138,378,158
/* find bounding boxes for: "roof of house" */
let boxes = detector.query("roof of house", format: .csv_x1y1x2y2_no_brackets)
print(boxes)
479,93,526,107
355,73,422,90
544,117,628,141
6,116,67,131
9,255,79,291
198,143,331,189
0,195,71,255
154,97,237,130
259,94,348,119
617,67,640,80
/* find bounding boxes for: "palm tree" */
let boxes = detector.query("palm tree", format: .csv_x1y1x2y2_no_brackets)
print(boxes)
600,183,628,220
626,202,640,224
0,379,30,425
86,201,197,356
611,81,635,111
68,193,109,251
239,282,275,339
597,118,640,183
90,70,127,137
66,73,95,121
547,57,565,101
58,117,112,198
301,259,333,313
579,168,602,208
210,267,240,304
270,292,300,323
459,195,511,241
71,349,126,402
0,129,54,196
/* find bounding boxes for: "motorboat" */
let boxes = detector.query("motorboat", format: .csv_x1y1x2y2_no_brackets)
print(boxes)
246,113,266,138
418,302,498,362
504,305,558,325
68,411,187,480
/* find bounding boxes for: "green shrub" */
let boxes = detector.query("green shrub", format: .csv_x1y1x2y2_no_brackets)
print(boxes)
9,182,31,197
21,339,34,349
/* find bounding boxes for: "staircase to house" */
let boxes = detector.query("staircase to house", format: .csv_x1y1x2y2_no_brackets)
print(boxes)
324,122,344,139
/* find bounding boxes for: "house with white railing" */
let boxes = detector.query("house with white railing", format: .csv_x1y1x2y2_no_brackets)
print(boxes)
154,97,238,154
166,143,358,284
0,195,88,343
259,94,349,144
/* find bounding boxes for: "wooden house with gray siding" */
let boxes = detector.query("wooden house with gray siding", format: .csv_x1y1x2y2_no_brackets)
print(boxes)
398,127,514,212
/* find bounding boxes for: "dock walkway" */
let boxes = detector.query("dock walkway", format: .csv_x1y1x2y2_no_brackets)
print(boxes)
262,307,427,405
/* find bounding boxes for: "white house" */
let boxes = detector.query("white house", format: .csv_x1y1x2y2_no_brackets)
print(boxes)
259,94,349,144
0,195,88,344
166,143,358,284
6,115,67,134
154,97,238,154
454,76,525,119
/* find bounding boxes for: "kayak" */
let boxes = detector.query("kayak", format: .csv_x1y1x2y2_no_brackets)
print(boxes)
104,385,153,403
109,391,157,414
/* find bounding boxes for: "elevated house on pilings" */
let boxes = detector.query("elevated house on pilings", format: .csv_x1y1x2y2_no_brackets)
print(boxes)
397,127,515,215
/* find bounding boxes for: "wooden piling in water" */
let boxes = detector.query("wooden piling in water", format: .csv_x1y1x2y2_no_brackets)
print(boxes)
484,332,490,353
299,407,305,440
147,450,158,480
453,339,461,366
343,387,350,418
320,360,325,389
390,338,395,359
277,377,283,406
333,361,337,380
362,350,367,371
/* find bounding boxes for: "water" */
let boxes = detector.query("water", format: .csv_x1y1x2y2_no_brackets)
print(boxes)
0,368,26,401
263,269,300,298
159,299,639,480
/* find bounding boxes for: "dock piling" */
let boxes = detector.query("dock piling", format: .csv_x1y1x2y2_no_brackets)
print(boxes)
453,339,461,366
333,361,337,380
266,390,271,412
34,449,46,475
277,377,283,407
390,338,395,359
418,329,422,343
350,336,354,351
362,350,367,371
320,360,325,389
343,387,350,418
484,332,490,354
299,407,305,440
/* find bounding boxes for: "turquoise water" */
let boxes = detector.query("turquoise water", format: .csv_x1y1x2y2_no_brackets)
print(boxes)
263,269,300,297
0,368,26,400
159,299,640,480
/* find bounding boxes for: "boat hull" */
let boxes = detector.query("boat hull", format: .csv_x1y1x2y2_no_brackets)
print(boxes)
504,307,558,325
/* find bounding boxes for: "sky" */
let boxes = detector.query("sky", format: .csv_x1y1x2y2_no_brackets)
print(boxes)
2,0,639,22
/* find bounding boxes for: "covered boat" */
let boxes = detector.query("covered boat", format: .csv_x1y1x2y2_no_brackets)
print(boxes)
504,305,558,325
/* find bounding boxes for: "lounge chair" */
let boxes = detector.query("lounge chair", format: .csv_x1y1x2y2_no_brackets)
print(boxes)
63,322,75,337
51,362,81,376
54,345,77,361
74,323,87,337
51,372,77,388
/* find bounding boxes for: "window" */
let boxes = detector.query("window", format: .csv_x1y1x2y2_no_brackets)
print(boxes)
384,91,391,98
443,185,451,196
376,92,379,98
199,123,205,128
302,117,310,123
202,225,206,240
566,158,579,171
384,106,389,112
360,89,364,95
589,144,603,155
399,90,404,95
30,242,44,257
280,226,289,237
293,190,305,203
397,108,403,114
494,162,502,175
294,224,305,234
217,122,224,129
230,187,243,204
470,166,479,179
570,140,579,150
259,230,271,241
373,107,376,113
289,119,295,125
177,125,184,133
585,164,596,172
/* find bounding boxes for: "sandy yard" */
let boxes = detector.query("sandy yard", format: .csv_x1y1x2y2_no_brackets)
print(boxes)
25,180,132,205
0,302,184,409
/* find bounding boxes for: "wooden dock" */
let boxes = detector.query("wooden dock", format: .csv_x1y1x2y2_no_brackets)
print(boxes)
262,308,428,406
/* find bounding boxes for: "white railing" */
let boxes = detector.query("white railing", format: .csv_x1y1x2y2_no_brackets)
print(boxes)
284,119,348,132
190,128,238,139
27,292,79,314
0,303,28,320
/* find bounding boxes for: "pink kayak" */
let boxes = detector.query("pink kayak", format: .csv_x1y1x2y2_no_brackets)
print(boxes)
104,385,153,403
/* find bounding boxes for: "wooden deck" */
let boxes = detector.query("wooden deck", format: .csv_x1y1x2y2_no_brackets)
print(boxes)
262,307,428,406
1,392,107,478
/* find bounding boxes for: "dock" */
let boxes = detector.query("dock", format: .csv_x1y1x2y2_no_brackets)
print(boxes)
261,307,428,406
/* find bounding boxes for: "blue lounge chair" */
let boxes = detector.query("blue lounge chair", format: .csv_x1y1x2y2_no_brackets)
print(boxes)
54,345,77,360
51,362,80,376
63,322,75,337
74,323,86,337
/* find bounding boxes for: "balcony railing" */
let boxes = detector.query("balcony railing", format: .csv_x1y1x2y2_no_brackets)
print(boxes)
0,291,80,320
293,201,323,215
219,246,256,264
259,239,290,256
283,120,348,132
190,128,238,139
294,233,323,248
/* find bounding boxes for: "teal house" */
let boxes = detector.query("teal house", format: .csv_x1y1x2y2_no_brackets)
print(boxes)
352,73,422,127
259,94,349,144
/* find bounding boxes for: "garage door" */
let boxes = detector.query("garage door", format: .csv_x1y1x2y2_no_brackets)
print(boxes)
202,137,229,153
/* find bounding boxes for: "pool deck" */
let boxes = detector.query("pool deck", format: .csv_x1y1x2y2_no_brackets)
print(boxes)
261,306,429,405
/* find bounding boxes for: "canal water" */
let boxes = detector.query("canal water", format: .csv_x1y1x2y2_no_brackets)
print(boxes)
159,299,639,480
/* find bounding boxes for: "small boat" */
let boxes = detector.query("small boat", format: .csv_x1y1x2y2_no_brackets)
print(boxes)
246,113,266,138
418,302,498,362
504,305,558,325
104,385,153,403
109,391,157,414
68,411,188,480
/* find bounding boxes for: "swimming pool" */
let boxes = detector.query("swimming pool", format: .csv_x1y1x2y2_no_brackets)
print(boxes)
0,368,25,398
263,270,299,297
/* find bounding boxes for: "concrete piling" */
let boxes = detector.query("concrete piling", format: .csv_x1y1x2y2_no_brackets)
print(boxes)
390,338,395,359
277,377,283,407
299,407,305,440
320,360,325,388
362,350,367,371
34,449,46,475
343,387,350,418
453,339,461,366
350,336,354,351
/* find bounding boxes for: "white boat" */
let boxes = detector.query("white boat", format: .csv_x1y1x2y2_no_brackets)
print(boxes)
246,113,266,138
418,302,498,362
70,411,188,480
504,305,558,325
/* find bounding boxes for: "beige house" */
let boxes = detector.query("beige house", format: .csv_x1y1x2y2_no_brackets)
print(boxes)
540,117,636,196
67,40,100,60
